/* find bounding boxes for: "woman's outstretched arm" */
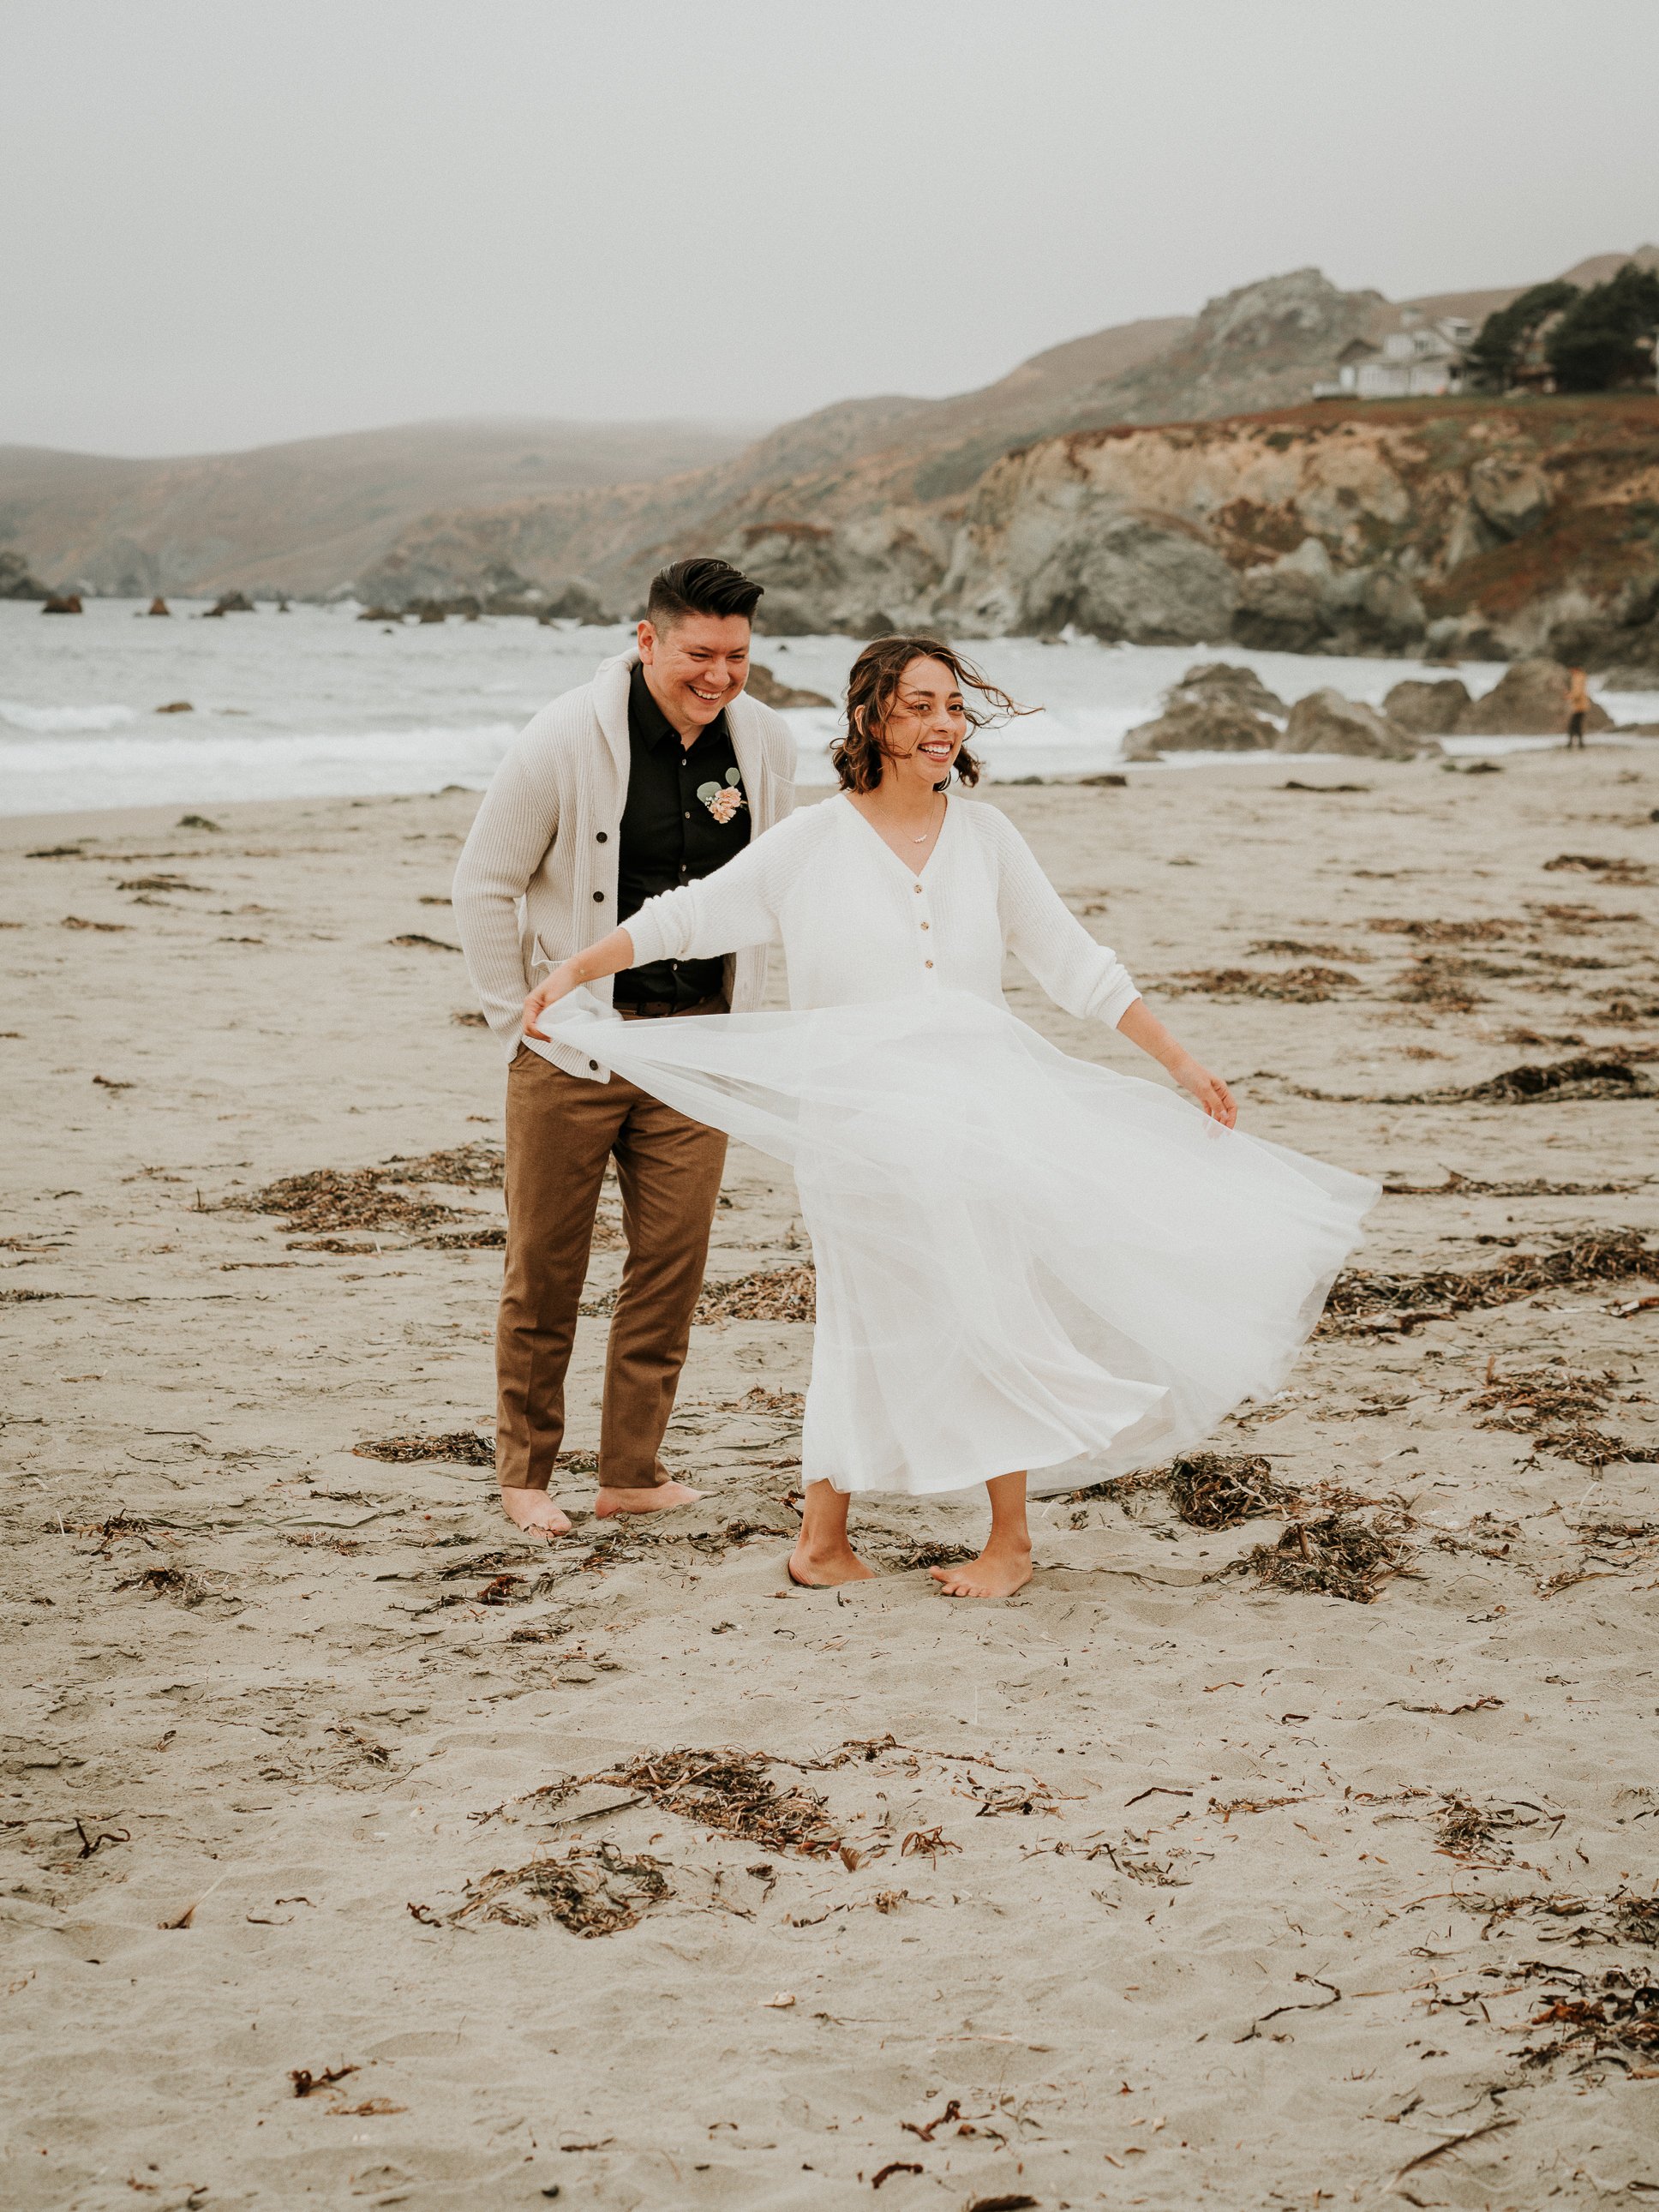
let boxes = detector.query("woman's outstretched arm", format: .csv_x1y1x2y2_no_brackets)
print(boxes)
523,925,638,1037
1116,998,1236,1127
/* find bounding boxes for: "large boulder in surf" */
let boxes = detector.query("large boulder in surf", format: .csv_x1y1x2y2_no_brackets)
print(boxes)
1382,676,1472,736
1122,661,1287,758
1282,687,1422,759
1455,656,1613,735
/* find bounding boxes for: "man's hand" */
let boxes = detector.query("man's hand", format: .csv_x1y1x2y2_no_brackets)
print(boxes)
523,961,583,1040
1174,1056,1237,1127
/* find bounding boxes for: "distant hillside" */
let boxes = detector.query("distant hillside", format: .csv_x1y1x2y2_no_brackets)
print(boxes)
360,250,1658,628
0,417,763,599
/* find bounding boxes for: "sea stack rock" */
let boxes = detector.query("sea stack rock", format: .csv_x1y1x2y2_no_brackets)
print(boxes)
1455,657,1613,735
1122,662,1287,759
746,662,834,710
41,593,83,614
147,596,171,617
209,591,255,615
1282,688,1421,759
1382,677,1471,736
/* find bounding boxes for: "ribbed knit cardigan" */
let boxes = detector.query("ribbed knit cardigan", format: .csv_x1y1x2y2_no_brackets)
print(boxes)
452,648,797,1081
624,790,1142,1028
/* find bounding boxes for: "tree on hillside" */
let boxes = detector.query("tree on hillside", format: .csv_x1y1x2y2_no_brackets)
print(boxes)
1467,280,1579,390
1547,262,1659,392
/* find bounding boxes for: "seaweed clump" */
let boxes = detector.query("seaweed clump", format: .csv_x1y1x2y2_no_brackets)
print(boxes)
1322,1228,1654,1334
354,1430,494,1466
1229,1509,1413,1604
1167,1452,1298,1529
693,1266,817,1324
440,1839,671,1936
588,1747,841,1858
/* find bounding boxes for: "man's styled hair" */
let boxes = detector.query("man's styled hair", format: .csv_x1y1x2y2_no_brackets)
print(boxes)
646,556,764,630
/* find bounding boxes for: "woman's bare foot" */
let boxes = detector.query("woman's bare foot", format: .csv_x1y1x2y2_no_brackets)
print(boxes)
500,1488,572,1540
788,1538,877,1588
929,1539,1033,1599
593,1480,704,1519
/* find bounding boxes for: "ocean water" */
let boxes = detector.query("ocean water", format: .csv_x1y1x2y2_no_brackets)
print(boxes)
1,598,1650,818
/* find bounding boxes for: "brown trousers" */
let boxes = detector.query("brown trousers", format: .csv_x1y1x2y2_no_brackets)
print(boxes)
496,1039,728,1493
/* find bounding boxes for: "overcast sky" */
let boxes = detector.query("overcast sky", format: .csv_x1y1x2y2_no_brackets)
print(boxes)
4,0,1656,457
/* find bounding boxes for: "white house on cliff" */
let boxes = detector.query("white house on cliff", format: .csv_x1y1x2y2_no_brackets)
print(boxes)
1314,312,1473,399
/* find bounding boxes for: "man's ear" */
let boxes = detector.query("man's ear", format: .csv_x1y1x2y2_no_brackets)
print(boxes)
637,619,656,664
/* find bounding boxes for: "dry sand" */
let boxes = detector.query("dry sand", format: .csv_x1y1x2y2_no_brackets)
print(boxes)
2,752,1656,2210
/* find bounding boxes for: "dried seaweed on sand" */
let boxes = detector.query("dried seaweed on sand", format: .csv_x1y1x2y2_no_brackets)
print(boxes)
1467,1360,1617,1434
1165,1452,1298,1530
353,1430,494,1466
227,1140,502,1233
1229,1510,1414,1604
1518,1965,1659,2069
1368,915,1522,943
586,1747,841,1858
1322,1228,1655,1334
441,1839,671,1936
1296,1054,1656,1105
1382,1168,1643,1197
1161,964,1360,1002
381,1141,503,1189
693,1265,817,1324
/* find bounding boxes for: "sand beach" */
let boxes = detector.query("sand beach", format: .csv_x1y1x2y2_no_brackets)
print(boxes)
2,752,1656,2209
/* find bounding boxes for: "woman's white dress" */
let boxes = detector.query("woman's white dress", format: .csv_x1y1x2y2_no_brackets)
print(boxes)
537,792,1375,1497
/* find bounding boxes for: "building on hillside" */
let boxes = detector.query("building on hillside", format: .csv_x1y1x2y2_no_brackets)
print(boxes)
1313,312,1472,399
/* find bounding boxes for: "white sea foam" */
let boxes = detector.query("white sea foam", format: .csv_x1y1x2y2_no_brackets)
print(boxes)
0,699,140,734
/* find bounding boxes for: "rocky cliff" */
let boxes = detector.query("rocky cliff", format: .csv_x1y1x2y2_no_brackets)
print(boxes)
356,264,1659,667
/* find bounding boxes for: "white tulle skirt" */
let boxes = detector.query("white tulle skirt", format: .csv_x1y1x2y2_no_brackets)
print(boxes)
536,989,1377,1498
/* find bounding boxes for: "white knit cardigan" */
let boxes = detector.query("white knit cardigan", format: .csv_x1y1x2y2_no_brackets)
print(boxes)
452,648,797,1080
624,791,1142,1027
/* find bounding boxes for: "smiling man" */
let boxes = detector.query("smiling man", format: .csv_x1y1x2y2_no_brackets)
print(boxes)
452,557,796,1537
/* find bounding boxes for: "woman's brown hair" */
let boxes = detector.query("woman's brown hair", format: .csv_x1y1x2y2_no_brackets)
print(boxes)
831,635,1034,794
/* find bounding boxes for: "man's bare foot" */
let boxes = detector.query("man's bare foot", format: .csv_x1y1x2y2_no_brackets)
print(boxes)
788,1538,877,1588
929,1541,1033,1599
501,1488,572,1540
594,1480,704,1519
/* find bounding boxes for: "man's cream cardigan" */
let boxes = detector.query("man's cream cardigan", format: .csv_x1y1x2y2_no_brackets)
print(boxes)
452,646,798,1082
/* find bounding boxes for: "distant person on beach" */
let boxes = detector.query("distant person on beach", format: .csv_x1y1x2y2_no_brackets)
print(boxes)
524,636,1375,1598
1566,666,1590,750
452,557,796,1538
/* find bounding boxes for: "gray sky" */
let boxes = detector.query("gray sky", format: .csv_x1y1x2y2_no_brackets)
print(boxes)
4,0,1656,457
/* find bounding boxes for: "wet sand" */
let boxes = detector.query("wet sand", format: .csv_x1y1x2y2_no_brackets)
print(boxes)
2,751,1656,2209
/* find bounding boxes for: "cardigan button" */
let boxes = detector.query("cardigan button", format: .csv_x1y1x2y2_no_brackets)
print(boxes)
592,890,604,902
925,960,934,969
589,1059,599,1071
596,830,608,843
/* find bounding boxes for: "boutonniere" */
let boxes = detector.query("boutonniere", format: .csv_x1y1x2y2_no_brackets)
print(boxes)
698,768,747,824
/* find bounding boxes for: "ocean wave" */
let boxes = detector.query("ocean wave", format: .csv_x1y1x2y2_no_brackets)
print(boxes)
0,699,141,734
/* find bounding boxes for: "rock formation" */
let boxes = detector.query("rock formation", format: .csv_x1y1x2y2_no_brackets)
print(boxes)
745,662,834,710
147,596,171,616
41,593,82,614
1452,656,1614,735
1382,677,1472,734
0,550,49,600
1281,689,1422,759
1123,663,1287,758
207,591,255,616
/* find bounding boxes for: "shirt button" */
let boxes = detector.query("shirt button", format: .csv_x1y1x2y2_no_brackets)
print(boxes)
920,920,930,930
684,811,691,819
913,884,922,895
925,959,934,969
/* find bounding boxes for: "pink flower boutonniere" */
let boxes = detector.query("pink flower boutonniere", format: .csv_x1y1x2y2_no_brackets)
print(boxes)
698,769,747,824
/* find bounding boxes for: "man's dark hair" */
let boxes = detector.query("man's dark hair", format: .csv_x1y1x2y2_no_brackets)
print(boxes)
646,555,764,630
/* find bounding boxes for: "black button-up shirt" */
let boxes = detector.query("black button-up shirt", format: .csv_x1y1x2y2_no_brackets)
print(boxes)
614,661,751,1010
